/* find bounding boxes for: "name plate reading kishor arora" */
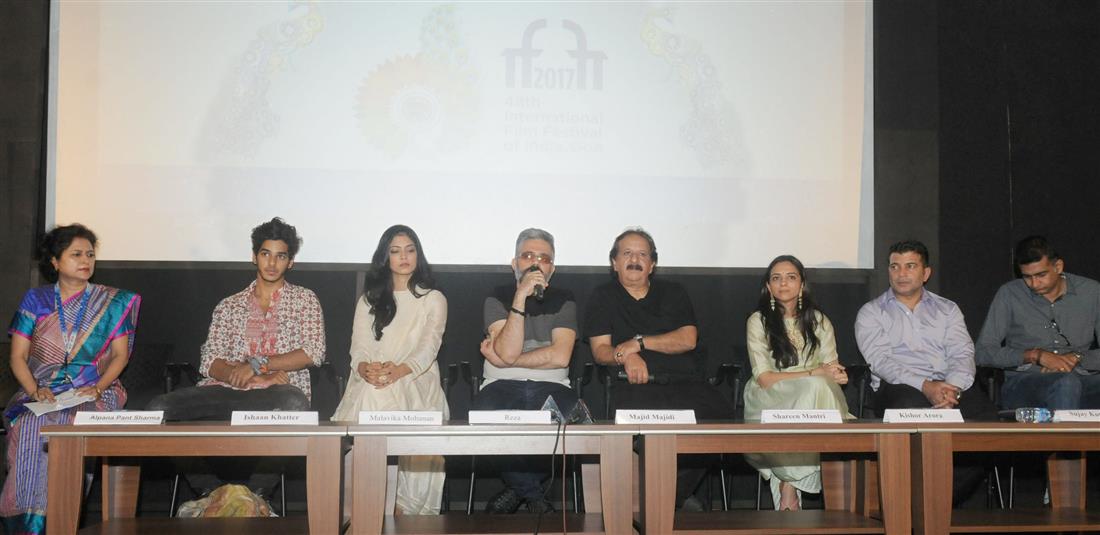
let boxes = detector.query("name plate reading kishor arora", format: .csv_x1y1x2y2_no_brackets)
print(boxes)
359,411,443,425
1053,409,1100,422
467,410,551,424
761,409,843,424
615,410,696,424
74,411,164,425
231,411,319,425
882,408,963,423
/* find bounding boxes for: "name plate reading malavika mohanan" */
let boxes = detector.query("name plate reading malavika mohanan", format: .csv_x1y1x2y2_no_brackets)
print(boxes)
467,410,552,424
614,410,696,425
761,409,843,424
882,408,964,423
231,411,319,426
1053,409,1100,422
359,411,444,426
74,411,164,425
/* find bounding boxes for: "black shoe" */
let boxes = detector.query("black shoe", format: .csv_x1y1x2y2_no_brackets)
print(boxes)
525,498,554,514
485,488,522,514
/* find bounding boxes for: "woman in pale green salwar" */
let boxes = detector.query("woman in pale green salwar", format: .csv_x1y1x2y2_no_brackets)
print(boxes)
743,255,852,511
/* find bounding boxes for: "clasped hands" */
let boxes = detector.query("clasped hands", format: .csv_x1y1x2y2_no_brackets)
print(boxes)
921,380,962,409
225,360,289,389
358,361,407,389
813,361,848,385
1029,349,1081,374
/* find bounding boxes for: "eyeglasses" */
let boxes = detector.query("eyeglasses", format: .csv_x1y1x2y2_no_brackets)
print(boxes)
1048,318,1073,347
519,251,554,265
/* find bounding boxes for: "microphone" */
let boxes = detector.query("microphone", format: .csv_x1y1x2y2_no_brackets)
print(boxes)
527,264,544,300
616,371,670,385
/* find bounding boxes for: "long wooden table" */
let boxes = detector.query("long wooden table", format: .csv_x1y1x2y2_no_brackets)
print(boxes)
637,422,916,534
42,423,346,535
912,422,1100,534
346,423,636,535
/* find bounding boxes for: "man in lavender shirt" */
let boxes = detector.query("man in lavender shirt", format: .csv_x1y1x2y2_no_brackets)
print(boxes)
855,240,997,420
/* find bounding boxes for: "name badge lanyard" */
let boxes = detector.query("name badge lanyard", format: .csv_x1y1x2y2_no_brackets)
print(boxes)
55,284,92,384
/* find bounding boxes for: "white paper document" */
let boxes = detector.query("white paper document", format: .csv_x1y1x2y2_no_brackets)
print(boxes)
24,390,96,417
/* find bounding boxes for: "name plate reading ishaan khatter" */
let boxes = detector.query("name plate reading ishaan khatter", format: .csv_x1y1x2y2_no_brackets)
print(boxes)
73,411,165,425
231,411,319,426
761,409,843,424
358,411,444,426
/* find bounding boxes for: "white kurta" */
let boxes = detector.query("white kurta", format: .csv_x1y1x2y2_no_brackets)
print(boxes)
333,288,449,514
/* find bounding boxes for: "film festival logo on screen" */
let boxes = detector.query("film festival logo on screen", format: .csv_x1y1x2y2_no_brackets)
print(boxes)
503,19,607,91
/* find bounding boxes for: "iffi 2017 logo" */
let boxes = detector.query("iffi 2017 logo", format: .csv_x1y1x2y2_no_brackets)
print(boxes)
503,19,607,90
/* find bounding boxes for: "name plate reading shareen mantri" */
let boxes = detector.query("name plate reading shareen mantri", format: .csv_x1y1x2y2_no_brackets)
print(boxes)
1053,409,1100,422
358,411,443,426
467,410,551,425
761,409,843,424
231,411,319,426
74,411,164,425
882,408,964,423
615,410,696,425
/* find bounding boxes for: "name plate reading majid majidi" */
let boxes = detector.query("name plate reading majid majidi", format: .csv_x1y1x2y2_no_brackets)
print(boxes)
467,410,551,424
761,409,843,424
615,410,696,424
74,411,164,425
1053,409,1100,422
882,408,963,423
359,411,443,426
231,411,319,426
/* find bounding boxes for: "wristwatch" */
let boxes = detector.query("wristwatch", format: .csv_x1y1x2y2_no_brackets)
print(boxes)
634,334,645,351
249,356,270,375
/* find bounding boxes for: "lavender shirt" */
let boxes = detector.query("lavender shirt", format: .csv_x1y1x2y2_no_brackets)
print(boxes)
855,289,976,391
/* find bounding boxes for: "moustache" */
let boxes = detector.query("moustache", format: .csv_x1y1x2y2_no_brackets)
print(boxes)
627,264,644,271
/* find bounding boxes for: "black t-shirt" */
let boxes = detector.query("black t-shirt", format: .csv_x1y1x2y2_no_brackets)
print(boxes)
584,278,704,378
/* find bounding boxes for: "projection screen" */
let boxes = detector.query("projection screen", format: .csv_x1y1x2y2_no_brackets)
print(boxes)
48,1,873,268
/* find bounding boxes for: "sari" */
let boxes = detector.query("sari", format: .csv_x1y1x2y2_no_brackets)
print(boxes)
1,284,140,535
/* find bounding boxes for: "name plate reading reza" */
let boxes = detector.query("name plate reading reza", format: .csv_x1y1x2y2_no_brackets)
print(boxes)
1053,409,1100,422
761,409,843,424
882,408,964,423
467,410,551,424
359,411,443,426
615,410,696,424
73,411,164,425
231,411,319,426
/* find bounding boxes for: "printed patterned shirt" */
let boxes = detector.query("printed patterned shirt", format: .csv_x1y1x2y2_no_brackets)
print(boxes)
198,280,326,400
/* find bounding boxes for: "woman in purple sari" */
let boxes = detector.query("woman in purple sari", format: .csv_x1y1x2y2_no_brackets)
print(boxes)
2,224,140,535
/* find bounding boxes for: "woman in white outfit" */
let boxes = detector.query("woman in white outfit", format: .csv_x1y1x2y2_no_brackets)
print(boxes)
333,224,449,514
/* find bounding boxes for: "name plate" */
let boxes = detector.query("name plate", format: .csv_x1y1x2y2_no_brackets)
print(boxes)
882,408,963,423
1053,409,1100,422
358,411,443,425
761,409,842,424
615,410,696,424
74,411,164,425
468,410,551,424
231,411,319,425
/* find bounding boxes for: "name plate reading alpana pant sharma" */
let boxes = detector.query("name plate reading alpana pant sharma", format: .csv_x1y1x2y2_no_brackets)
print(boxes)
761,409,843,424
467,410,551,424
74,411,165,425
359,411,444,425
882,408,963,423
231,411,319,425
1053,409,1100,422
615,410,696,424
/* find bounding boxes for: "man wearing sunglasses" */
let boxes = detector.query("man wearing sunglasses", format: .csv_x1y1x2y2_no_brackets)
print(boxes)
475,228,578,514
977,235,1100,410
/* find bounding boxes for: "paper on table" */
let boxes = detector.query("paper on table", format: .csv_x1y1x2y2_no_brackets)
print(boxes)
24,390,96,417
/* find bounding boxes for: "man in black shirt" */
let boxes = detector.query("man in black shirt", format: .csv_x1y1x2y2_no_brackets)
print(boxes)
585,228,732,509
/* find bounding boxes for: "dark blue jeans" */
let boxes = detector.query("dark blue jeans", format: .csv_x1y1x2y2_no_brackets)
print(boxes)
471,380,578,501
1001,371,1100,410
